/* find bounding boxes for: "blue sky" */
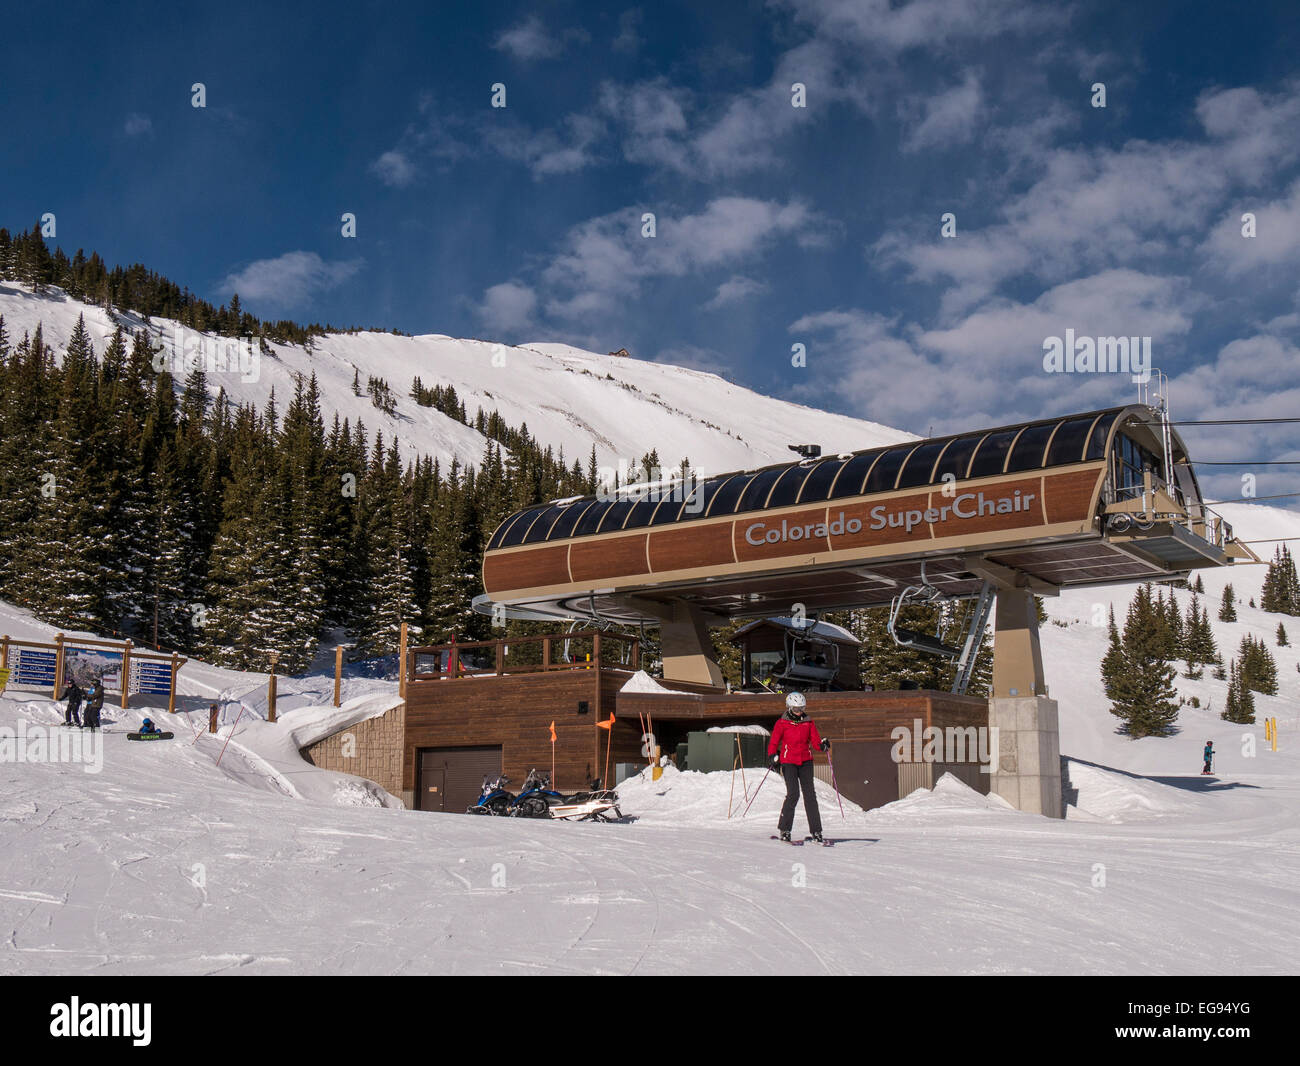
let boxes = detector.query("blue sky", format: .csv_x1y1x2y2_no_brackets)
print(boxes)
2,0,1298,504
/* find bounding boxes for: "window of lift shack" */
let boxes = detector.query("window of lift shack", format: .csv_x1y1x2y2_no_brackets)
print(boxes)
1112,432,1161,501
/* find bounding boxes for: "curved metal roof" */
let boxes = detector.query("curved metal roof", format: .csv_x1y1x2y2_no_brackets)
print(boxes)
486,405,1182,551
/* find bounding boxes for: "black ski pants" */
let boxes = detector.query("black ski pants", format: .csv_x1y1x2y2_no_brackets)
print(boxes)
65,696,82,727
778,761,822,835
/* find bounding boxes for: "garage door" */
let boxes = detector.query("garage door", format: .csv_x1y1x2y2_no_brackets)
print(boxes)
825,742,899,811
418,746,503,813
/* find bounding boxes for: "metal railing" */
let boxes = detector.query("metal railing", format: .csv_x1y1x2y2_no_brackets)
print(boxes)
408,629,641,680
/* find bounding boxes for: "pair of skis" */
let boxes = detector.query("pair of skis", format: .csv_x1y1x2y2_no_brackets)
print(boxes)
771,835,835,846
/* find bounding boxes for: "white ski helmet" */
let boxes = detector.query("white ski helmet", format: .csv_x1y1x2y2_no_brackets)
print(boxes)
785,691,807,719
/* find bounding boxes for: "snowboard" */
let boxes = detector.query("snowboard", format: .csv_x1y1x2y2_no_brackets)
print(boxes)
127,731,174,741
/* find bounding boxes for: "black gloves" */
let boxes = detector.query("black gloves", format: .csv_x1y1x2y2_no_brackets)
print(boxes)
820,739,831,753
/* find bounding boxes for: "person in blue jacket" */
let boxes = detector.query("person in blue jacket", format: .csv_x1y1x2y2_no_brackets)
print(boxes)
83,680,105,730
1202,740,1214,775
140,717,161,736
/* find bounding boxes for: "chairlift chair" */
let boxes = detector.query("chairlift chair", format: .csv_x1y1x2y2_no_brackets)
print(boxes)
885,561,994,696
772,615,840,690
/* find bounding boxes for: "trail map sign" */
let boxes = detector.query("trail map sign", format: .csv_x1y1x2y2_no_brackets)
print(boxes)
129,658,173,696
64,648,124,691
12,648,56,689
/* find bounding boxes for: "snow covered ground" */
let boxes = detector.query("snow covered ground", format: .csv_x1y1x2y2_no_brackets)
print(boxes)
3,497,1299,974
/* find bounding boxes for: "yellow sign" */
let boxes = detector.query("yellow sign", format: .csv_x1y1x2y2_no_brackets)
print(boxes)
0,666,9,692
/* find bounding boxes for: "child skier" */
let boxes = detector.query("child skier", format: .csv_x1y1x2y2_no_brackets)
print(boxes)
768,691,831,843
62,679,84,727
1202,740,1214,775
83,680,105,730
140,717,160,736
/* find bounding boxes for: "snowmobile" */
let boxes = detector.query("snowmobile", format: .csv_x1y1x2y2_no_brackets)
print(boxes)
509,768,567,818
467,774,515,815
509,769,623,822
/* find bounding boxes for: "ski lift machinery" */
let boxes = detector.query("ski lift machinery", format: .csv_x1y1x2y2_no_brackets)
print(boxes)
886,560,994,696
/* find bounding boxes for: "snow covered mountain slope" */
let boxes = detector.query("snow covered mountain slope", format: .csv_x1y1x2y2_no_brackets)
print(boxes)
0,280,911,475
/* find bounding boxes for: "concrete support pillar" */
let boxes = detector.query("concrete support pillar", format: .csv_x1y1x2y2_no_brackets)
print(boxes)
992,588,1045,698
988,588,1060,816
659,600,725,688
988,696,1062,817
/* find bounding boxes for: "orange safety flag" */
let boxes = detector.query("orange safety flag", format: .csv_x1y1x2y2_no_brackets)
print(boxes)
597,713,615,730
549,721,557,743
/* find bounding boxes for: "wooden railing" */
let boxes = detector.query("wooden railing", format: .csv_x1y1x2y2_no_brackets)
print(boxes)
408,629,640,680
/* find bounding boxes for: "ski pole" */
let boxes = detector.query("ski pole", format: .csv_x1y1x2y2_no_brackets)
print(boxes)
827,751,845,820
741,767,772,818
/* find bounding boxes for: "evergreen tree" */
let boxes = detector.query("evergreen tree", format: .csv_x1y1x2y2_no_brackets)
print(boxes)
1219,583,1237,622
1278,623,1289,647
1107,583,1180,737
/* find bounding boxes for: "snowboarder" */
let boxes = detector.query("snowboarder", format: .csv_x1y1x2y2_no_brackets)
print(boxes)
139,717,161,736
1202,740,1214,775
83,679,105,730
768,691,831,843
62,678,84,727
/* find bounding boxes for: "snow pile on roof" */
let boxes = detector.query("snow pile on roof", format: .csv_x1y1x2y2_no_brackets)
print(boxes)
867,773,1019,819
705,724,771,735
619,670,697,695
1064,760,1197,823
278,693,405,749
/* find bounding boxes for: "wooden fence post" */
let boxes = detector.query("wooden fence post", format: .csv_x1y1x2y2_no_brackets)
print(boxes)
398,622,408,699
167,653,180,715
1,635,8,670
53,633,65,699
267,652,278,723
334,645,343,707
209,703,219,733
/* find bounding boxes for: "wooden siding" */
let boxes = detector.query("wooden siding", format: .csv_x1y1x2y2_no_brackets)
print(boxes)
404,668,638,794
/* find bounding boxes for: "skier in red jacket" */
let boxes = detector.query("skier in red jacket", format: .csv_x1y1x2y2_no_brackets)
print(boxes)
768,691,830,843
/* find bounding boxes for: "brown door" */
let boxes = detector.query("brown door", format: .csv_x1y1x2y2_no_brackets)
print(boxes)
828,742,899,811
418,746,503,813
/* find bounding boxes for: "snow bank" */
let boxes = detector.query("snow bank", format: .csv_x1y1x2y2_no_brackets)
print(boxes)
705,724,770,735
866,772,1019,819
1064,760,1196,823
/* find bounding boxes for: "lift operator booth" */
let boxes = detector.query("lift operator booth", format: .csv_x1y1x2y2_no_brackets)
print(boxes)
465,403,1257,817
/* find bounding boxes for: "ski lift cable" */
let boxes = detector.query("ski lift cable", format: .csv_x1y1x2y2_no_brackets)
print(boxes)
1204,492,1300,505
1139,417,1300,426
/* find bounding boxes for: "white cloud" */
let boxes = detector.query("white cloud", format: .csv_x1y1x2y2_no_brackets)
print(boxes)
1202,179,1300,276
902,73,983,152
788,270,1202,431
370,150,416,187
539,198,821,319
483,113,606,178
222,252,363,307
613,9,643,53
476,281,539,335
704,276,768,310
493,16,588,61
